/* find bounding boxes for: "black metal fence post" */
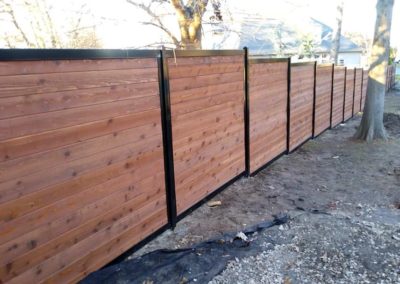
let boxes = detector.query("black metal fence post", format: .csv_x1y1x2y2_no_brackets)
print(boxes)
158,49,177,229
312,61,317,138
286,57,291,153
243,47,250,176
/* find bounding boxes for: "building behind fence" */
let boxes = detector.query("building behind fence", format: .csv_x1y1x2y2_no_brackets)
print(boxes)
0,48,396,283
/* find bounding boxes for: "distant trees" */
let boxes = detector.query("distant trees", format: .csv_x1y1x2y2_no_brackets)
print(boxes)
0,0,102,48
300,34,317,58
355,0,395,141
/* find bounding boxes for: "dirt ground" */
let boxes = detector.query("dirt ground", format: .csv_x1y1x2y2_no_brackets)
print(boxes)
122,86,400,283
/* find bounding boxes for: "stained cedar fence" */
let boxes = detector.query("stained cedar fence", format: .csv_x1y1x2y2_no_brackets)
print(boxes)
165,50,245,215
1,48,387,284
344,68,355,121
247,57,288,174
0,50,169,284
331,66,346,127
314,64,334,137
288,62,315,152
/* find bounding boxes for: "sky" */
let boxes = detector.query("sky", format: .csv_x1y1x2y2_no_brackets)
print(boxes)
91,0,400,55
1,0,400,57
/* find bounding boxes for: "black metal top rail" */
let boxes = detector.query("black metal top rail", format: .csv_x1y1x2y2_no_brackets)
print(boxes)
248,57,289,64
0,49,161,60
291,61,316,66
163,49,244,58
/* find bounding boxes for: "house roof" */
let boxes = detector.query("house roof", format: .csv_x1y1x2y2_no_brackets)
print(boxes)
237,16,362,55
313,18,362,53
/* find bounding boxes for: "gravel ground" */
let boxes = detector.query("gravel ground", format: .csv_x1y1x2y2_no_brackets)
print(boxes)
209,87,400,284
209,208,400,284
114,87,400,284
209,88,400,284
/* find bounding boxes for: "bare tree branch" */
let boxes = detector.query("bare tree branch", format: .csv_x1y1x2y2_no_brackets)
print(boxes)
126,0,180,47
1,0,34,47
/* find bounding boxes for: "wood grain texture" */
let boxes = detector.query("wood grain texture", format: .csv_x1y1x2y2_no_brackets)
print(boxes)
344,69,355,121
0,58,167,284
314,65,332,136
332,67,346,126
353,68,363,114
249,61,288,173
289,64,314,151
168,56,245,215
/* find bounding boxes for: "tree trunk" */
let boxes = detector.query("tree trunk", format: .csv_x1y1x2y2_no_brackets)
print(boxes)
178,21,202,50
171,0,208,50
330,0,344,64
354,0,394,142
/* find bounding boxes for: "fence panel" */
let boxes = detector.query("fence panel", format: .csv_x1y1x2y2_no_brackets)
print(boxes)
354,68,363,113
361,70,368,110
289,63,315,152
314,64,333,136
331,67,346,126
167,52,245,215
0,53,168,283
344,68,355,121
248,58,288,174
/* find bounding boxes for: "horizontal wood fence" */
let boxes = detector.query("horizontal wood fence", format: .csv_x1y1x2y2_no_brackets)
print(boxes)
247,58,288,174
166,51,245,215
314,64,333,137
331,67,346,127
0,51,168,284
288,62,315,152
1,48,390,283
344,68,355,121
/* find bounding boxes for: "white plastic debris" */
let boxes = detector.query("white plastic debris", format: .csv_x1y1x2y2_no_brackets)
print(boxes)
235,231,248,242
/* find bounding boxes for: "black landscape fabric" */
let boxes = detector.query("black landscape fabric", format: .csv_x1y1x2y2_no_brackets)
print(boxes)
81,214,288,284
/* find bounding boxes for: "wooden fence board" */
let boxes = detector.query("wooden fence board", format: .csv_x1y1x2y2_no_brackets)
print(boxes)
289,64,314,151
344,68,355,121
168,55,245,215
314,65,333,136
0,58,167,283
248,61,288,173
332,67,346,126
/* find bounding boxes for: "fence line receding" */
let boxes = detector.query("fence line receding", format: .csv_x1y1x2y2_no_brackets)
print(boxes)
0,48,394,284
